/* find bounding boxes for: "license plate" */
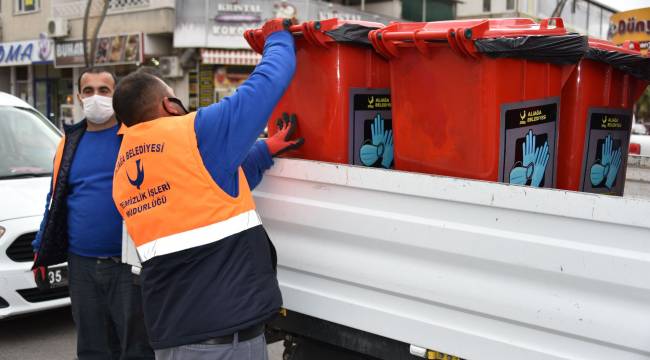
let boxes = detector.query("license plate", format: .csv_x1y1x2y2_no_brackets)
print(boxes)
37,266,68,289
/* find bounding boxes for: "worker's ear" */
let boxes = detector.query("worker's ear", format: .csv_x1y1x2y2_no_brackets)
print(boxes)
162,97,183,116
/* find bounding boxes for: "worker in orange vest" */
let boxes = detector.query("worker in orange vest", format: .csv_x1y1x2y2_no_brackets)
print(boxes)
111,19,299,360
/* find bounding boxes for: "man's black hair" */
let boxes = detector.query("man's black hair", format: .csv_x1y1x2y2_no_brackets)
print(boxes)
77,67,118,92
113,71,168,127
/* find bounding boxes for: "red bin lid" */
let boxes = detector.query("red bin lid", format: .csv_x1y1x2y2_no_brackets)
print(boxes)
245,18,384,54
585,38,650,80
368,17,586,64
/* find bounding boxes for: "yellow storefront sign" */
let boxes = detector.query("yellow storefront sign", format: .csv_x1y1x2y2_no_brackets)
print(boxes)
609,7,650,54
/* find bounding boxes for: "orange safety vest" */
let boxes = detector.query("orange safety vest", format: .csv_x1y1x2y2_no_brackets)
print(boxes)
50,136,65,195
112,113,259,262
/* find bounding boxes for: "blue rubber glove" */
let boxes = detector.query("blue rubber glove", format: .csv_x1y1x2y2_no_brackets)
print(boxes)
605,147,622,189
531,141,549,187
523,130,536,167
371,114,385,147
381,130,394,169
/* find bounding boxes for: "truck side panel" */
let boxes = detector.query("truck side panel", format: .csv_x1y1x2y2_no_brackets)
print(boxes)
255,159,650,360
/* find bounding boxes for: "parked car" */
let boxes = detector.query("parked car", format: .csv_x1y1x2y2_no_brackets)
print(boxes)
630,134,650,156
632,122,648,135
0,92,69,319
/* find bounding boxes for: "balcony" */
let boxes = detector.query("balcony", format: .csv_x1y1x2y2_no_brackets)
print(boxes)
52,0,174,19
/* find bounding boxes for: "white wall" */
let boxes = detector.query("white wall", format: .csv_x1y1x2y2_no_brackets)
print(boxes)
456,0,517,17
168,72,190,107
364,0,402,18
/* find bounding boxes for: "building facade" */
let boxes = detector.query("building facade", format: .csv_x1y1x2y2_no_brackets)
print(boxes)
609,7,650,54
456,0,616,40
325,0,456,22
0,0,176,126
174,0,402,111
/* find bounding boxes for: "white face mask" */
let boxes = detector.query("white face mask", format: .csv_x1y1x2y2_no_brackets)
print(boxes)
82,95,114,124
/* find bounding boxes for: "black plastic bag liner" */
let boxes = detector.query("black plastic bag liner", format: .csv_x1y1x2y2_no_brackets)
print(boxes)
474,34,588,65
585,47,650,81
325,23,378,46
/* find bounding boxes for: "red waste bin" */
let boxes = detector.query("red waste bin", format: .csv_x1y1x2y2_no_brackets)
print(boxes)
369,18,586,188
557,39,650,196
246,19,392,166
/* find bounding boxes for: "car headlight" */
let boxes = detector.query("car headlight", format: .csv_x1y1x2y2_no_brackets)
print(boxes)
0,226,4,239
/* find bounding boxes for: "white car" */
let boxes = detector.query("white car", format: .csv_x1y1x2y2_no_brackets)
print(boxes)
632,122,647,135
0,92,69,319
630,134,650,156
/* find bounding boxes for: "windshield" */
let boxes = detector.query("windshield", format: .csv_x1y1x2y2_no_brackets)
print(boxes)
0,106,60,178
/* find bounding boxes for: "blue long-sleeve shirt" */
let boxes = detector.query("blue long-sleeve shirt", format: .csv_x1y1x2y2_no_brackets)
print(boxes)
194,30,296,196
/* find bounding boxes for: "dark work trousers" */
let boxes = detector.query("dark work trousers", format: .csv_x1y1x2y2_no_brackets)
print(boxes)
154,334,268,360
68,252,154,360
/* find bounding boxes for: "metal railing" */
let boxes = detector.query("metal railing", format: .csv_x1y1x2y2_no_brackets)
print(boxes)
52,0,174,19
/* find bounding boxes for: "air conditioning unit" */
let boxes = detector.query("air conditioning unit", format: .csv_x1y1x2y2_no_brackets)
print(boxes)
159,56,183,78
47,18,69,38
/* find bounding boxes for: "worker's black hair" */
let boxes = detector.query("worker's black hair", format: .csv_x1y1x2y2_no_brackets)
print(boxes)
77,67,118,92
112,70,168,127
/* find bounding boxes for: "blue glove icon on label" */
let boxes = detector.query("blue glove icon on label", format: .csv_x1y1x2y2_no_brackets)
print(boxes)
360,114,393,169
590,134,622,190
371,114,385,147
509,130,549,187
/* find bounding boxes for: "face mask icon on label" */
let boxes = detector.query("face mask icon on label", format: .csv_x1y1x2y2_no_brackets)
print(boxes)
509,130,549,187
360,114,394,169
360,144,381,166
590,134,622,190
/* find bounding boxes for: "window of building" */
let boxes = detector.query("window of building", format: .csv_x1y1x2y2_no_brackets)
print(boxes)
571,0,588,35
15,0,39,14
506,0,515,10
601,9,614,39
483,0,491,12
588,3,603,38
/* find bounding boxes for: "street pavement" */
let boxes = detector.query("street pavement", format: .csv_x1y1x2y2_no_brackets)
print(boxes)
0,307,283,360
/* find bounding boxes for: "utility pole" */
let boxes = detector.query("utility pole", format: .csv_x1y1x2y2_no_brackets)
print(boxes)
422,0,427,21
83,0,110,68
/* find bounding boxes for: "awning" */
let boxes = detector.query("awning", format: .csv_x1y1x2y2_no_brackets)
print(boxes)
201,49,261,66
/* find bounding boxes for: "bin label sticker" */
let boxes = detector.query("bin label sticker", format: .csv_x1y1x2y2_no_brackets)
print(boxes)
580,108,632,196
499,99,558,188
349,89,393,168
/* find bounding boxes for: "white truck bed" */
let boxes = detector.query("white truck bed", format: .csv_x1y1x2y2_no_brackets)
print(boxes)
626,155,650,200
254,158,650,360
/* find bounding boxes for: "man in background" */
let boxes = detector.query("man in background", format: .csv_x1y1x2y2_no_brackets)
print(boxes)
32,68,154,359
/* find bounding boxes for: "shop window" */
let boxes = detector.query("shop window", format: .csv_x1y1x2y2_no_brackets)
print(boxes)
602,9,613,38
588,4,603,38
15,66,28,81
506,0,515,10
483,0,491,13
15,0,39,14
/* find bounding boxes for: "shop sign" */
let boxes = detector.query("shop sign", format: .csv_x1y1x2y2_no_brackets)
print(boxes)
175,0,393,49
0,35,54,67
609,7,650,54
55,33,144,68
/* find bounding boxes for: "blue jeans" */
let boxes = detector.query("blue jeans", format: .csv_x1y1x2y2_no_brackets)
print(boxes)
68,252,154,360
154,334,268,360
